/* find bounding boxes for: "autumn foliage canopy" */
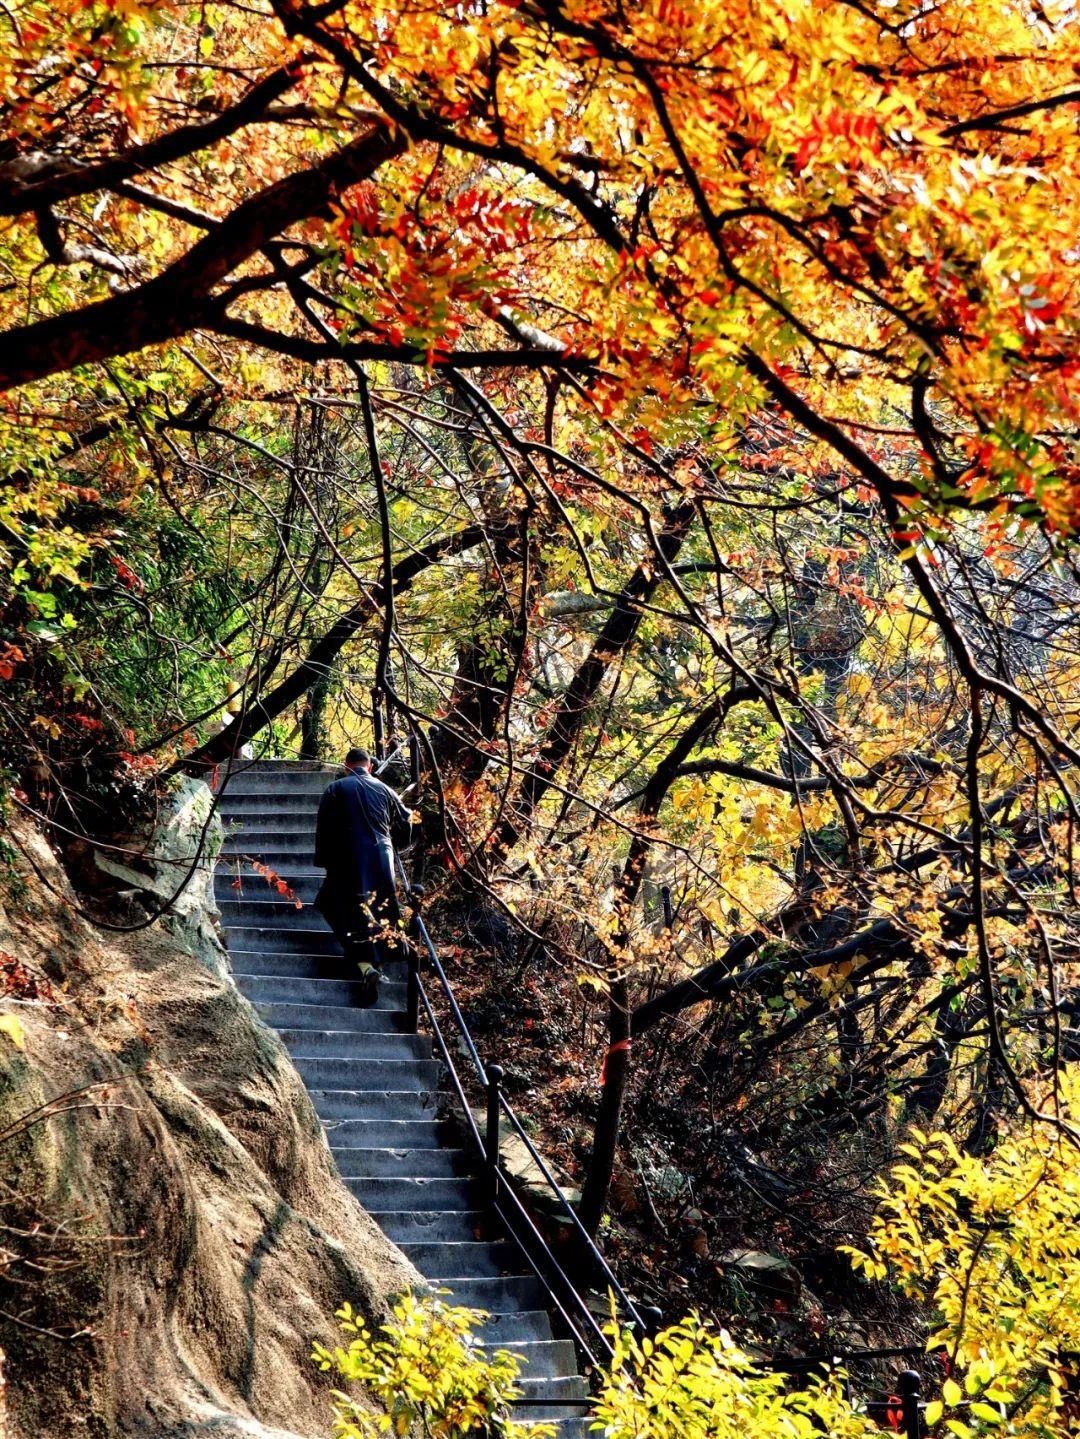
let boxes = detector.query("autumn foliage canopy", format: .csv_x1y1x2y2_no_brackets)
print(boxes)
1,0,1079,1430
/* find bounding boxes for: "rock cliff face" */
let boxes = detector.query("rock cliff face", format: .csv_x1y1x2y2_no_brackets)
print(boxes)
0,789,416,1439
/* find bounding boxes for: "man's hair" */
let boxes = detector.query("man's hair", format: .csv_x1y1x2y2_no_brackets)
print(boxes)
345,747,371,768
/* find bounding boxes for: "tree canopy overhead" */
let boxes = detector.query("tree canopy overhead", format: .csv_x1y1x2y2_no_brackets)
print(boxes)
1,0,1079,1320
3,0,1077,521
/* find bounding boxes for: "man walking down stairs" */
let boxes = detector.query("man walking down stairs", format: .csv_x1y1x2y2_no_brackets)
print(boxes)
214,759,589,1434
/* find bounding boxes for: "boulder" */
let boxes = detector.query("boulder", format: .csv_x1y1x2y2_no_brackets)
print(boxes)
0,813,416,1439
719,1248,802,1304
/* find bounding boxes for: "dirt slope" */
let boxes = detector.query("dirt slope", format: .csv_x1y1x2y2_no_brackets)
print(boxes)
0,808,416,1439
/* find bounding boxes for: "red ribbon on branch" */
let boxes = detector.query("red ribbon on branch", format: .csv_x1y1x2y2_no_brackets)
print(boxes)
600,1038,632,1086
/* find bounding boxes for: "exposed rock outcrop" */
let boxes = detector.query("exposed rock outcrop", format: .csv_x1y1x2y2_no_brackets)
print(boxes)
0,795,416,1439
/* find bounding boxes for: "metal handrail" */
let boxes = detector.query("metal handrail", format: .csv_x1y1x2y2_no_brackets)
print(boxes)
393,855,648,1373
411,911,489,1082
414,974,485,1156
489,1161,613,1368
495,1093,645,1332
492,1176,611,1371
410,906,617,1367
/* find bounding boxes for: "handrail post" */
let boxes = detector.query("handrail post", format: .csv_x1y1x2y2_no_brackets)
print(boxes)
899,1369,922,1439
634,1306,663,1343
486,1064,505,1197
406,885,425,1034
661,885,673,930
406,942,420,1034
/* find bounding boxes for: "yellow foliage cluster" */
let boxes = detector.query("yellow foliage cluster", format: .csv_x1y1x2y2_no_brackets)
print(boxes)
315,1294,879,1439
849,1068,1080,1438
591,1315,878,1439
313,1292,553,1439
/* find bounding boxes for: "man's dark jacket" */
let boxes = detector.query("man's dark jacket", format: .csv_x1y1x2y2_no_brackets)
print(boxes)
314,770,411,937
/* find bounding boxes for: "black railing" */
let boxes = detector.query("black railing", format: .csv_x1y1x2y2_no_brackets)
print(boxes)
395,859,649,1376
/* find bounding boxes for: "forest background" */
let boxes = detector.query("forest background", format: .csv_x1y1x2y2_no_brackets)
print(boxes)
0,0,1078,1432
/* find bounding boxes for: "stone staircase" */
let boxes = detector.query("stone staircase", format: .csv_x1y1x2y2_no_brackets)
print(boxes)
214,760,589,1432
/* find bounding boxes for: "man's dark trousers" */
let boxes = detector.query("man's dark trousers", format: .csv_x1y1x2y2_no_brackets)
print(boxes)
313,769,410,992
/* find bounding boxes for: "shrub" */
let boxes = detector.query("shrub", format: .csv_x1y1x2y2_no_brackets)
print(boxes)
312,1291,554,1438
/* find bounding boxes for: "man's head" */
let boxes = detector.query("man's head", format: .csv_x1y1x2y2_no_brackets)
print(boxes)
344,747,372,773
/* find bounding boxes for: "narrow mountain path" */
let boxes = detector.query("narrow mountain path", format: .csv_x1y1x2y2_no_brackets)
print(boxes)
214,759,588,1433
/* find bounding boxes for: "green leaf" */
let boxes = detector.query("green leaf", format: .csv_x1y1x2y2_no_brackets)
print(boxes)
969,1403,1003,1424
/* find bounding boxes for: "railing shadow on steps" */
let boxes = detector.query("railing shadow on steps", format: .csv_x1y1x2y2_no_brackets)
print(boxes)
393,856,658,1390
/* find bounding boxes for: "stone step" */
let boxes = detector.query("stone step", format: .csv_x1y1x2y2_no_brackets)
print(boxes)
220,817,319,840
218,901,330,927
467,1309,554,1345
488,1338,579,1380
215,863,325,874
219,812,320,833
217,805,320,828
518,1404,589,1430
518,1377,589,1402
217,791,323,812
323,1118,451,1149
227,950,343,979
292,1055,440,1090
218,897,408,932
345,1176,479,1211
234,973,406,1008
220,840,319,857
278,1029,428,1061
311,1089,440,1122
217,863,325,878
217,777,323,800
331,1146,470,1179
252,1000,409,1033
222,927,340,955
215,759,336,774
216,770,340,795
228,948,407,981
400,1241,525,1280
373,1209,487,1245
215,873,324,902
426,1275,548,1313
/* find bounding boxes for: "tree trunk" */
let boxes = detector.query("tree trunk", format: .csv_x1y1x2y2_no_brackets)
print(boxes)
298,668,331,761
579,975,631,1238
577,696,733,1236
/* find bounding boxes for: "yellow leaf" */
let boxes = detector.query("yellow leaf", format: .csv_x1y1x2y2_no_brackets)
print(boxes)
0,1013,26,1050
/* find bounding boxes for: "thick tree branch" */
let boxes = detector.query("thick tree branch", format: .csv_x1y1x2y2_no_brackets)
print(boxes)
630,918,914,1036
0,125,404,394
207,317,599,371
0,65,303,216
940,87,1080,137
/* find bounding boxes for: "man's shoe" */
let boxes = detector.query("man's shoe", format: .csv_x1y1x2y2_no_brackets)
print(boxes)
354,965,382,1008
